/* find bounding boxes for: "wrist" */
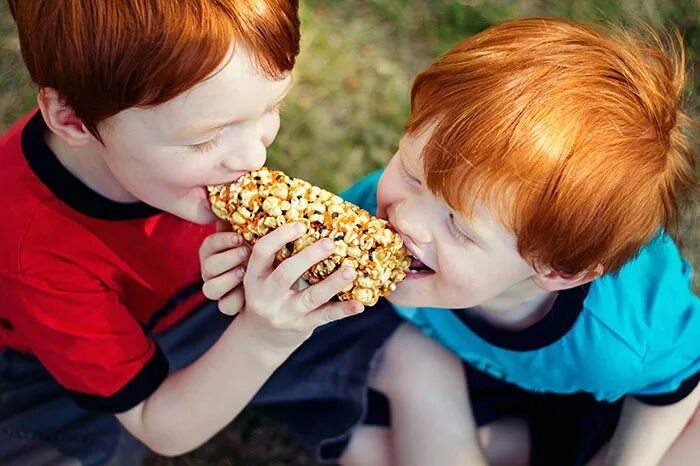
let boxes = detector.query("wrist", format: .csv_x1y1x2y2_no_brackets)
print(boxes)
227,313,308,363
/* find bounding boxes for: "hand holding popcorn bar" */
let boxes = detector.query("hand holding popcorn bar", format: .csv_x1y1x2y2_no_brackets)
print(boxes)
208,168,410,306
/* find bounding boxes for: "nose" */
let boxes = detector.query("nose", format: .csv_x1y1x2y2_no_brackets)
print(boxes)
221,126,267,173
393,197,433,245
221,144,265,173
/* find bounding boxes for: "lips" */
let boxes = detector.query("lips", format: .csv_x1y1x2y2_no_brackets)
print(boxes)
388,216,435,274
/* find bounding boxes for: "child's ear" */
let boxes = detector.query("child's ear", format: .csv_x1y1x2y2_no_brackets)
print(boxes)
532,265,604,292
37,88,93,147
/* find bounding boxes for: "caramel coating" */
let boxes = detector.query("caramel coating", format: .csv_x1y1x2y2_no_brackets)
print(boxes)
208,168,410,306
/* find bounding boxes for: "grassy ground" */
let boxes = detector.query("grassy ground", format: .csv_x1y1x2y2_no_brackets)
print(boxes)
1,1,698,464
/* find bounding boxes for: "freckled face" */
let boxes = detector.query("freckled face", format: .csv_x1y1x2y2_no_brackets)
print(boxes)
376,126,536,308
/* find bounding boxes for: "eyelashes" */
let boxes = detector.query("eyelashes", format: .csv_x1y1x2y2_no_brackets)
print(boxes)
448,213,472,245
398,158,421,186
189,134,222,153
188,103,285,154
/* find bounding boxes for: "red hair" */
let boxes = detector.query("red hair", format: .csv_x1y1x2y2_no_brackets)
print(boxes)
9,0,299,139
407,17,697,274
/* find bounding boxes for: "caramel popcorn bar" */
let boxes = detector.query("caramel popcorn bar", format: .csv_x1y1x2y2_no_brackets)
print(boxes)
208,168,411,306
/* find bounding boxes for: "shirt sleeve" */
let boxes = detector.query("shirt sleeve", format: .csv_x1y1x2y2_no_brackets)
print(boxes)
630,279,700,406
5,269,169,413
634,370,700,406
339,169,383,214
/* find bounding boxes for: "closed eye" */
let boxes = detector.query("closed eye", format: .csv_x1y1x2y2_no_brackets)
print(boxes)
448,213,472,245
398,157,421,186
188,130,223,153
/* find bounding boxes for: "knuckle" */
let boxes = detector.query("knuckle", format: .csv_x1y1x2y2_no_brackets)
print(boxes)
321,310,336,325
238,247,250,260
267,314,286,329
204,234,219,252
201,262,215,279
253,236,274,256
301,289,319,310
198,241,210,260
270,261,295,286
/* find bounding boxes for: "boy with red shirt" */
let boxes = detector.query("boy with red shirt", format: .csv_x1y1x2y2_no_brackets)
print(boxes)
0,1,365,464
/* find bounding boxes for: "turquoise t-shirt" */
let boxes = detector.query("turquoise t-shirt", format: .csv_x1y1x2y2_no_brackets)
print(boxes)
341,170,700,404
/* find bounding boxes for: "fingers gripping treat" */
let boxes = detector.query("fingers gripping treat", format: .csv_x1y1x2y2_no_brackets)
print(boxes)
208,168,411,306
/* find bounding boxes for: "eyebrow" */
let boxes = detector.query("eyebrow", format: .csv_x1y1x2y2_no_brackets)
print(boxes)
179,79,294,140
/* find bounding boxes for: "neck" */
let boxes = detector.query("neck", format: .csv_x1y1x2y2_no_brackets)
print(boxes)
467,281,558,331
45,131,137,203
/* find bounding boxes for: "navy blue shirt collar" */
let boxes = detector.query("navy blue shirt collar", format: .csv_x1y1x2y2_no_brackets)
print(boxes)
22,111,160,220
450,285,588,351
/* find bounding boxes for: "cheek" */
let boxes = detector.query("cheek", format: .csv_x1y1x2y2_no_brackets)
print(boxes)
261,113,281,147
102,140,151,178
377,166,402,207
108,141,202,187
437,243,502,287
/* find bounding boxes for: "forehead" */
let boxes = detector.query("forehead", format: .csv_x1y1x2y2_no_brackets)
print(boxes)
108,45,291,136
398,125,435,165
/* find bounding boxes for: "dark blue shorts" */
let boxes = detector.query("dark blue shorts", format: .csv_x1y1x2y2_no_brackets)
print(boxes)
260,299,624,466
0,299,622,465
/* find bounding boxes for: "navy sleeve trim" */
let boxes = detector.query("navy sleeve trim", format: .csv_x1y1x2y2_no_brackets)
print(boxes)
634,370,700,406
69,344,170,413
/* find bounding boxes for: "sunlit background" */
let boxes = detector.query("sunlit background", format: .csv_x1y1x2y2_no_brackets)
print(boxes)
1,1,698,464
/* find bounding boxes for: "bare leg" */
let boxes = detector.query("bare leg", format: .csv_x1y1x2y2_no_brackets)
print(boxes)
340,426,393,466
342,418,530,466
479,417,530,466
341,323,530,466
371,324,487,466
659,402,700,466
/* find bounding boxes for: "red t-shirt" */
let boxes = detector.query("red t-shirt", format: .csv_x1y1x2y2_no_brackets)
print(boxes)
0,111,215,412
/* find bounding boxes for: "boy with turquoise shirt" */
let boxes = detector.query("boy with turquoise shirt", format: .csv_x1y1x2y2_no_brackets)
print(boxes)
202,17,699,466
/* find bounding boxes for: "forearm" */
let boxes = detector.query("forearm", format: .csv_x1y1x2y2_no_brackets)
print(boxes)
592,384,700,466
117,314,298,456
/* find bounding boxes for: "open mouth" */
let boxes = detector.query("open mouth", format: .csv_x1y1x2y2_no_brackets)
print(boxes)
406,256,435,275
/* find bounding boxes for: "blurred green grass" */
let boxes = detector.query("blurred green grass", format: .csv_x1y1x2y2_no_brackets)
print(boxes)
1,1,698,464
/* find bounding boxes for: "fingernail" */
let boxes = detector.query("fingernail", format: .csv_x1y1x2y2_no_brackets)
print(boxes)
353,303,365,314
295,223,306,234
239,246,250,258
231,234,242,246
342,267,355,279
323,239,335,251
235,266,246,278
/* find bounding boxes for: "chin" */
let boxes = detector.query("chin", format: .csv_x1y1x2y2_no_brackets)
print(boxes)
166,203,217,225
182,194,219,224
385,287,422,307
189,209,218,225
